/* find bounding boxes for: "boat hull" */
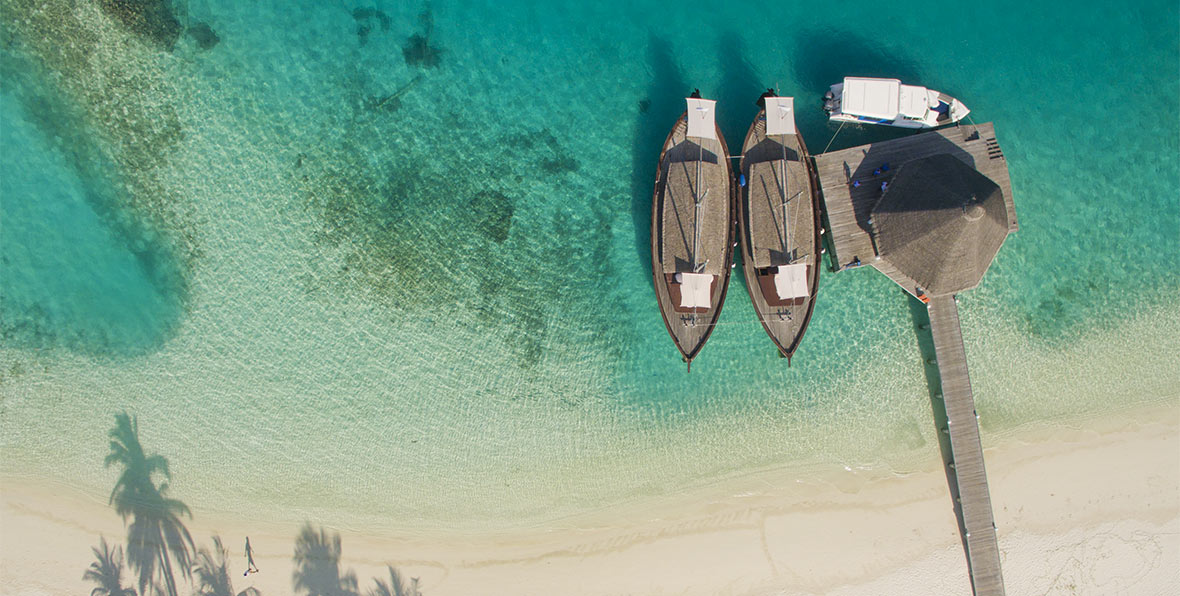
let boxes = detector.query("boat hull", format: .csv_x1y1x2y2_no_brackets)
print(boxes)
829,112,932,129
737,108,821,360
651,113,735,369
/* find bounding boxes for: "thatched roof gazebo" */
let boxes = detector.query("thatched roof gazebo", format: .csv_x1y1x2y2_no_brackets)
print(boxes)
870,154,1011,297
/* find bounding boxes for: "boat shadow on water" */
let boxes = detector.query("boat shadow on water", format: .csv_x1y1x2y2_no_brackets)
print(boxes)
630,35,688,276
629,33,765,292
716,32,766,300
715,31,763,150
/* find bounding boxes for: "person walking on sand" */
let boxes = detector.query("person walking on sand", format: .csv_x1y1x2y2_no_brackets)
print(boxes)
244,537,260,576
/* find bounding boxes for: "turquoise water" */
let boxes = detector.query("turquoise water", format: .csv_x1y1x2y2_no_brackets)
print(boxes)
1,53,186,356
1,0,1177,529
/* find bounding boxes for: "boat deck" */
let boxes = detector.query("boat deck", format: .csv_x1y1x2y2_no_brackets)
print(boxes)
815,123,1016,298
659,125,731,276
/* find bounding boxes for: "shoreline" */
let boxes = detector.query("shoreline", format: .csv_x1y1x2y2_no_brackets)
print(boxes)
3,403,1176,595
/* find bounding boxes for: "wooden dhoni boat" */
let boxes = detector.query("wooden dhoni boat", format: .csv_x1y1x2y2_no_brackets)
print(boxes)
737,93,821,362
651,94,735,371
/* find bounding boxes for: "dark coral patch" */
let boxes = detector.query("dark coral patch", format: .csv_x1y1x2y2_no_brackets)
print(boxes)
352,8,392,30
541,155,579,175
402,3,443,68
507,128,580,175
402,33,442,68
97,0,182,51
466,190,514,244
352,8,391,46
186,22,220,50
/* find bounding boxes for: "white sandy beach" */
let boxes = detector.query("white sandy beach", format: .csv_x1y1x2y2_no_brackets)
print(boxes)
2,405,1176,595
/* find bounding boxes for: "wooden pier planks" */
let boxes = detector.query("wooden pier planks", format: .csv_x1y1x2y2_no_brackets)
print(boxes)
929,295,1005,596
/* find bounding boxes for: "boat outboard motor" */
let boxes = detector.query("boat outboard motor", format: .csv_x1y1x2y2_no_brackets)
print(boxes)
823,90,837,113
756,88,777,108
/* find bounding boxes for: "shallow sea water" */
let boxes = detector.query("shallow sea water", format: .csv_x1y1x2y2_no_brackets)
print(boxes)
1,0,1177,529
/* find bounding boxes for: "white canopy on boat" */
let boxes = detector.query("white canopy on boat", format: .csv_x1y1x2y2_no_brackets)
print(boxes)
841,77,900,120
898,84,931,118
685,97,718,140
773,263,809,300
677,272,713,308
764,96,796,136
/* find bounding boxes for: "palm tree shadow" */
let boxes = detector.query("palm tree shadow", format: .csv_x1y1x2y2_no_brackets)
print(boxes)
293,523,359,596
906,295,970,562
84,536,137,596
193,535,261,596
105,412,194,596
629,35,688,273
368,565,422,596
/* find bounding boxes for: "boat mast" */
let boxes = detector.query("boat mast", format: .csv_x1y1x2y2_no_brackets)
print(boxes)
779,128,791,264
686,95,712,275
693,138,704,272
690,109,710,274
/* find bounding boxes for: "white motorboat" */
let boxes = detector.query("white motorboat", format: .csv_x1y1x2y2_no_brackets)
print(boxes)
823,77,970,129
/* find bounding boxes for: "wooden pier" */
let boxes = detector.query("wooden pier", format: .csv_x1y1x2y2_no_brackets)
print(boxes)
930,295,1005,596
813,123,1016,596
815,123,1016,294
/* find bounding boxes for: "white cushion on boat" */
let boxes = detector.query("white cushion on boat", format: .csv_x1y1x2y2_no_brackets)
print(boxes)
677,272,713,308
685,98,718,140
773,263,809,299
898,84,930,118
950,98,970,120
764,96,796,135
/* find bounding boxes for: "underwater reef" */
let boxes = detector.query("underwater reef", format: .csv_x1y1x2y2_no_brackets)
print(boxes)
186,21,219,50
402,4,441,68
352,7,391,47
97,0,182,51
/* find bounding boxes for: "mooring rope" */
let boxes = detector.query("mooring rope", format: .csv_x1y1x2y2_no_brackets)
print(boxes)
820,120,847,155
969,115,982,136
960,113,983,139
